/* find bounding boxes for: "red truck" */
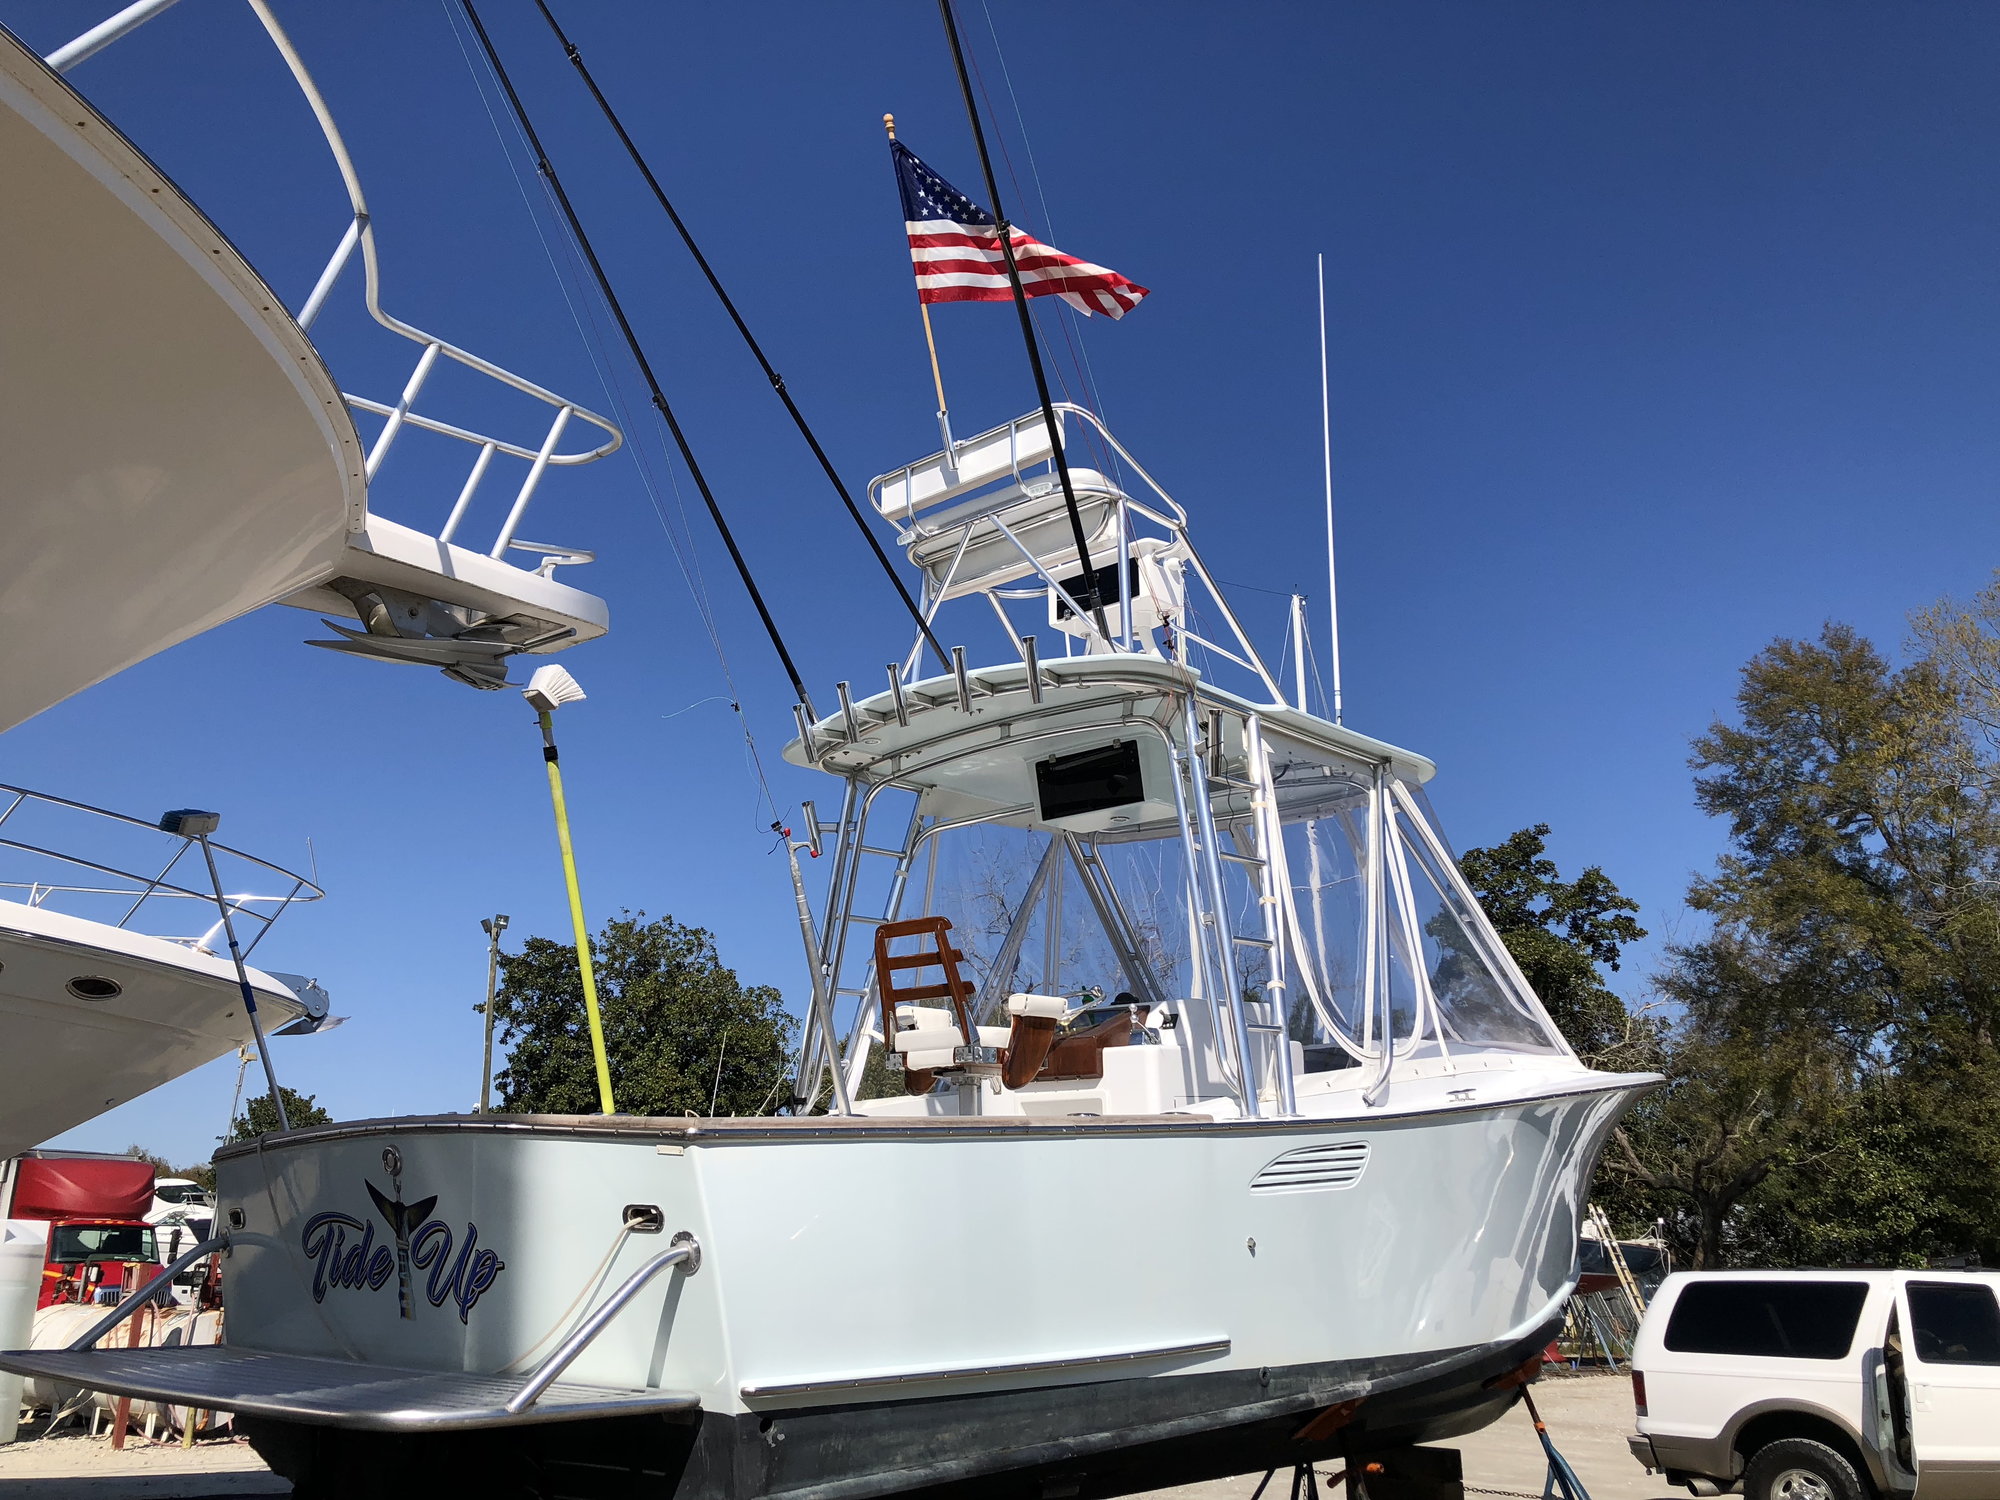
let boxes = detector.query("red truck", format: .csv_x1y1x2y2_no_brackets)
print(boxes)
4,1152,163,1310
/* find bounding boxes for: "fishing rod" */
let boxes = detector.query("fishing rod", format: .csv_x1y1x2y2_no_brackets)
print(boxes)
460,0,813,712
936,0,1112,643
531,0,948,672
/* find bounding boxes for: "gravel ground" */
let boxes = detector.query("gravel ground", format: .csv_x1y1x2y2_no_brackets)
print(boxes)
0,1369,1668,1500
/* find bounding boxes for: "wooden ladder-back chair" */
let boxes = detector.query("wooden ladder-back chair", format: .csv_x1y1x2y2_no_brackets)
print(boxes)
874,916,981,1094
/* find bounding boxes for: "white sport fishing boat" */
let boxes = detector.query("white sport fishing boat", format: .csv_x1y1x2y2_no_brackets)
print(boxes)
0,0,618,1162
3,396,1657,1497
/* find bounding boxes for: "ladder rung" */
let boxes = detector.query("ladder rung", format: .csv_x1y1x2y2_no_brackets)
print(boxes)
1231,934,1275,948
886,981,966,1002
858,846,906,858
845,915,887,926
1218,850,1266,866
882,950,964,971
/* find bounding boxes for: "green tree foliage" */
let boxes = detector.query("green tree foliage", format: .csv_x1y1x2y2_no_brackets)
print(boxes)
1612,611,2000,1267
1457,824,1648,1063
229,1087,334,1142
492,911,795,1117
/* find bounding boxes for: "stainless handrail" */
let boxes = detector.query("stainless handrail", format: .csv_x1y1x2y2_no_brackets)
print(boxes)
240,0,621,558
505,1233,700,1414
68,1235,229,1350
42,2,624,565
0,783,322,945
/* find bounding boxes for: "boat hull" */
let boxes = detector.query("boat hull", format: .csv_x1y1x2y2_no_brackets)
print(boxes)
0,901,308,1158
187,1075,1643,1497
233,1319,1555,1500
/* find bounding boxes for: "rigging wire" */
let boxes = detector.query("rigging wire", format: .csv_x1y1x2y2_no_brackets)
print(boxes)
461,0,814,714
936,0,1111,642
964,7,1128,489
440,0,781,826
967,7,1110,422
531,0,947,671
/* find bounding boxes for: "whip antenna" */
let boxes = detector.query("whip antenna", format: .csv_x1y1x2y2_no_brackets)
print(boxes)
1319,252,1344,725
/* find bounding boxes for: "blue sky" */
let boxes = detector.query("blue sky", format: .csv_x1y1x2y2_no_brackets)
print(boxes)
9,1,2000,1163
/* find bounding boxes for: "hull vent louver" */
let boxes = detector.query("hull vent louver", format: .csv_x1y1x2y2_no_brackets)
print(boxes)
1250,1141,1370,1194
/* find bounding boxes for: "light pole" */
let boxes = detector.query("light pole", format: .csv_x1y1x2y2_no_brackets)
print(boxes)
160,809,289,1134
477,914,509,1113
522,665,616,1115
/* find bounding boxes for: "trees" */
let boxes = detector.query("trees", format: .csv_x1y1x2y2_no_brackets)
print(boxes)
1609,613,2000,1267
491,911,795,1117
1457,824,1649,1064
229,1087,333,1142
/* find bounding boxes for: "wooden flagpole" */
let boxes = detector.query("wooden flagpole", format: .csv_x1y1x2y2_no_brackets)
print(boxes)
887,113,956,455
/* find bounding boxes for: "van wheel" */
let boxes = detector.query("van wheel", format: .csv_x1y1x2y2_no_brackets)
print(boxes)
1743,1438,1869,1500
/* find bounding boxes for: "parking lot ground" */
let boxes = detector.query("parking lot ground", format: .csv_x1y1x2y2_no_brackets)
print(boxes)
1137,1369,1682,1500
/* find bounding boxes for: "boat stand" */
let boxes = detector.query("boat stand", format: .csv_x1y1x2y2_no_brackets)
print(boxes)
1251,1459,1333,1500
1520,1387,1590,1500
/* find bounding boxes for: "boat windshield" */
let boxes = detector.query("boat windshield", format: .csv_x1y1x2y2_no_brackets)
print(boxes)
1270,742,1563,1060
899,758,1561,1060
916,820,1187,1015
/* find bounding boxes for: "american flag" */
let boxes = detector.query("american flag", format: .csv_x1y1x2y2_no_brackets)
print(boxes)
892,140,1150,319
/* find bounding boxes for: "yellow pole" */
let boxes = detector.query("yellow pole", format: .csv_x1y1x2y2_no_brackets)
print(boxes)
539,709,616,1114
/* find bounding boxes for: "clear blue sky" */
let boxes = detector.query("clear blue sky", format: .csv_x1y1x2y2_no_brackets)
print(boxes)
9,1,1999,1163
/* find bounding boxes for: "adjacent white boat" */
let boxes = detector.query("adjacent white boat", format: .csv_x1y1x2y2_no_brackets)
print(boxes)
2,403,1656,1499
0,0,629,1156
0,783,329,1160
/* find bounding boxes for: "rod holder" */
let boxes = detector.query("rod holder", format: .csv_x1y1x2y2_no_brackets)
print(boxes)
793,704,820,765
1021,635,1043,703
951,647,972,714
836,682,860,743
887,665,910,727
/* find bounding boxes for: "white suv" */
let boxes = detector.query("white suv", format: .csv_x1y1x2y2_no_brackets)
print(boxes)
1629,1269,2000,1500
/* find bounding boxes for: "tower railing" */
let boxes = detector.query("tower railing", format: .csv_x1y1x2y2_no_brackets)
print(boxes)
0,784,322,958
42,0,623,573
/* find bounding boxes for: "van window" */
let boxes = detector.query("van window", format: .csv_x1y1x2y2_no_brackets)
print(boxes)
1663,1280,1869,1359
1908,1282,2000,1365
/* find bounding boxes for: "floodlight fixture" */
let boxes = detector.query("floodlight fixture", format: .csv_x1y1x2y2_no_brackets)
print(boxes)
480,914,511,938
159,809,221,837
523,665,586,714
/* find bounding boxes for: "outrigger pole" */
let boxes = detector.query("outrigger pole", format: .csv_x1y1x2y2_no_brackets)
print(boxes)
935,0,1114,643
530,0,947,671
461,1,814,715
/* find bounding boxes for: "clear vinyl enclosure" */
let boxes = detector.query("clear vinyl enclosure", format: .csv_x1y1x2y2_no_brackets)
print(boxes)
800,696,1567,1116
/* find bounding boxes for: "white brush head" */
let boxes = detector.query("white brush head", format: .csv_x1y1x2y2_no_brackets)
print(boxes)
523,664,587,713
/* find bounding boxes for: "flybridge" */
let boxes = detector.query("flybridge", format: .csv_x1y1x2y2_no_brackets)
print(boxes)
785,403,1568,1124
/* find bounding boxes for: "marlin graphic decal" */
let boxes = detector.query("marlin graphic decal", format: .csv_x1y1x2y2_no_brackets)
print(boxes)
364,1179,437,1320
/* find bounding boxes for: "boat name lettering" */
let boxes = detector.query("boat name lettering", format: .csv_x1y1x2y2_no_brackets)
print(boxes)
300,1212,394,1302
299,1200,505,1322
410,1219,504,1323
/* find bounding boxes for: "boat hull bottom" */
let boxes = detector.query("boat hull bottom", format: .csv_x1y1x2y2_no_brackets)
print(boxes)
238,1317,1556,1500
